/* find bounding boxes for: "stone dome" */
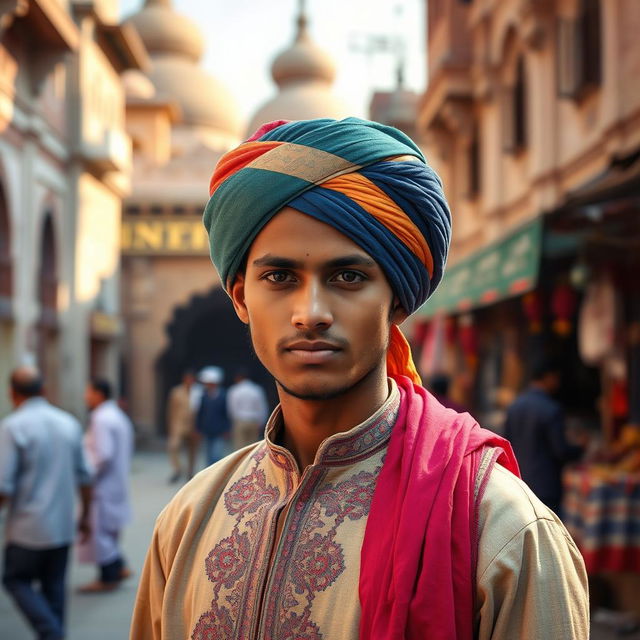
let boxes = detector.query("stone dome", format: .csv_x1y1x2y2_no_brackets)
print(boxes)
122,69,156,100
127,1,204,63
149,58,243,135
247,8,347,138
247,82,349,138
271,15,335,87
125,0,242,137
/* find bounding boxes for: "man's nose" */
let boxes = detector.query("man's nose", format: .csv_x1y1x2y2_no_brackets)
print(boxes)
291,279,333,331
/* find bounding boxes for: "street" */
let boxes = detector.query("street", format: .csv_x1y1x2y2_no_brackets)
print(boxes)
0,449,638,640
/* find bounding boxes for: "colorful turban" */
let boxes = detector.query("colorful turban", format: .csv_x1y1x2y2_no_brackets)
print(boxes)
203,117,452,384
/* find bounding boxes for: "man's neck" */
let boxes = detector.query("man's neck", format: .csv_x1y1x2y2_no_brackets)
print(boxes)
277,367,389,470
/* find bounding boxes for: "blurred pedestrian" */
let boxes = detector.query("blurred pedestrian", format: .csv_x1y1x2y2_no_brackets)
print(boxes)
227,368,268,450
195,367,231,465
504,359,585,514
77,378,134,593
131,118,588,640
428,373,468,414
166,369,199,483
0,366,92,640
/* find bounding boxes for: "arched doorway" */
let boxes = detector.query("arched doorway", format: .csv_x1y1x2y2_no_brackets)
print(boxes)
156,287,277,434
0,179,13,415
37,213,60,402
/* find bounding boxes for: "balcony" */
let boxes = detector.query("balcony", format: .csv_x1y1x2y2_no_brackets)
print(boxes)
80,128,132,175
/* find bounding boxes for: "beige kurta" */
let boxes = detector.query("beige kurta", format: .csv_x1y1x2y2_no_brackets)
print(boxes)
131,382,589,640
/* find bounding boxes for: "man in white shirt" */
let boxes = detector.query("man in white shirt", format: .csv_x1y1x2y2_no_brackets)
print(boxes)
226,369,268,450
0,366,93,640
77,378,134,593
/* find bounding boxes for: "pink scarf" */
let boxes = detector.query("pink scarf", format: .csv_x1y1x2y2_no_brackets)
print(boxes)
359,377,520,639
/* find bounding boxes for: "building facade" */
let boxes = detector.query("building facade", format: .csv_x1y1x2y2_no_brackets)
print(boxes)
0,0,143,417
417,0,640,433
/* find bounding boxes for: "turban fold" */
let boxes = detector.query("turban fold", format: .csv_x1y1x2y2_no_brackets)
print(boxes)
203,117,452,384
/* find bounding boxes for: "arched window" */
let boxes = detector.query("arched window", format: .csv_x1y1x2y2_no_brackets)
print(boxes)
468,124,481,198
580,0,602,87
558,0,602,97
38,214,57,313
0,182,11,298
514,58,527,149
503,56,527,153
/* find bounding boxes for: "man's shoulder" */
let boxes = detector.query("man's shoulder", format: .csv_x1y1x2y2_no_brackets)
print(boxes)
3,400,78,430
477,463,575,571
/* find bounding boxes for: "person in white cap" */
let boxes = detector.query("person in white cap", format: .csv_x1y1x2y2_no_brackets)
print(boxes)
195,367,231,466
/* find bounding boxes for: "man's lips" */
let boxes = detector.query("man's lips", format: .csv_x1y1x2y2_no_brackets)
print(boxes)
283,341,342,364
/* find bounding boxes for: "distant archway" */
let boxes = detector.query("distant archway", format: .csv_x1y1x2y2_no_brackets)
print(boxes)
156,287,277,434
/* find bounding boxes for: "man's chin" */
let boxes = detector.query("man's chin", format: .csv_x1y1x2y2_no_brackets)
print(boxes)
274,365,380,402
275,379,353,402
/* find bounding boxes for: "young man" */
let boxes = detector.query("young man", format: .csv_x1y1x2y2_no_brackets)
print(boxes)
131,118,589,639
505,359,585,515
166,370,199,483
78,378,134,593
0,366,92,640
195,366,231,466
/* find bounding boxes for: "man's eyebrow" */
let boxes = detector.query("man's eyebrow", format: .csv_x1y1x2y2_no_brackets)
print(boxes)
324,255,377,268
251,254,377,269
252,255,302,268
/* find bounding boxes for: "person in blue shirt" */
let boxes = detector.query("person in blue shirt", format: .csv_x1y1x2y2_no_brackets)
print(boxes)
195,367,231,466
504,359,584,515
0,366,93,640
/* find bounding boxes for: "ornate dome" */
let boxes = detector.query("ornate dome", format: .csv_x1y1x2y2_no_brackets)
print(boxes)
247,6,347,138
127,0,204,63
149,58,242,135
125,0,242,137
248,83,349,138
122,69,156,100
271,14,335,87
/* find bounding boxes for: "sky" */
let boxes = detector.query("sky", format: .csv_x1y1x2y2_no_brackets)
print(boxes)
119,0,426,125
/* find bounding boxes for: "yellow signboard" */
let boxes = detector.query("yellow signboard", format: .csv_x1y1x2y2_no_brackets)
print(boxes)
121,217,210,255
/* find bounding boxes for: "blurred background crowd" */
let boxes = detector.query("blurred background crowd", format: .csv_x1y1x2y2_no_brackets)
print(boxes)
1,0,639,637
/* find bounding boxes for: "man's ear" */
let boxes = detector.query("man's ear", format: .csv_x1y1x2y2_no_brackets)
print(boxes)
390,298,409,326
229,274,249,324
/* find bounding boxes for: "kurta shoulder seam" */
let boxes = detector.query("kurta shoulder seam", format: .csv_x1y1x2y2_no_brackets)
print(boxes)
477,516,567,583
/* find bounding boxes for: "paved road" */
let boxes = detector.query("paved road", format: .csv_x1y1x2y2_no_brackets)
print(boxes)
1,449,638,639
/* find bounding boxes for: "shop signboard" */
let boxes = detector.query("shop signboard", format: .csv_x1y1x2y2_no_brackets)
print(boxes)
417,218,543,316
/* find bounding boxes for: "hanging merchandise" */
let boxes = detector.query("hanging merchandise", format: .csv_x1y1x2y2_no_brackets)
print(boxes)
578,273,617,366
551,282,578,337
522,291,543,333
458,313,478,368
445,315,458,347
419,314,446,379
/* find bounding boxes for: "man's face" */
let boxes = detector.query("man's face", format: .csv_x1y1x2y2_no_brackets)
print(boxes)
85,385,101,410
230,207,405,401
183,373,195,387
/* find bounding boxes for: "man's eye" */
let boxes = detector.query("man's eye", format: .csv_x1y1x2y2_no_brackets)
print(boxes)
334,270,364,283
264,271,292,283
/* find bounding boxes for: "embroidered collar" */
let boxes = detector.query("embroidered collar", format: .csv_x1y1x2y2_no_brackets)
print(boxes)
264,379,400,471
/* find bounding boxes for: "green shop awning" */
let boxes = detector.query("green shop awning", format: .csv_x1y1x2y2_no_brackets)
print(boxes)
417,218,543,316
